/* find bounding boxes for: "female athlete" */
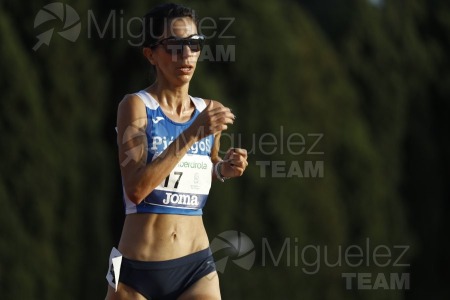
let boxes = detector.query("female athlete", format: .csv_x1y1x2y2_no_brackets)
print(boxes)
105,3,248,300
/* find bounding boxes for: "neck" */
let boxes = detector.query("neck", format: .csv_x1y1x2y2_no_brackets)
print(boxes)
148,81,191,116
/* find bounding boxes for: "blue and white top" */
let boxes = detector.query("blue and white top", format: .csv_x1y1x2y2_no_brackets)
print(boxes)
122,90,214,215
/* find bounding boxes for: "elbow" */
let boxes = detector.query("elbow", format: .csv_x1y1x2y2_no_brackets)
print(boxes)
122,172,160,204
124,186,147,205
124,183,156,205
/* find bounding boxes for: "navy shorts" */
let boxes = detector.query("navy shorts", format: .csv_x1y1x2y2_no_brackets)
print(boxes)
119,248,216,300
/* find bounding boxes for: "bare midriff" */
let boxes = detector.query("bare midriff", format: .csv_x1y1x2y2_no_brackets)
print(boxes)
117,213,209,261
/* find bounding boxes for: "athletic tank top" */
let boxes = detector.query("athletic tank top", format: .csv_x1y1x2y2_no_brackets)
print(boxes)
122,90,214,215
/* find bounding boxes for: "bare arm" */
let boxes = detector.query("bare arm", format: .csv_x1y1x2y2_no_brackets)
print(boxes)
209,101,248,180
117,95,234,204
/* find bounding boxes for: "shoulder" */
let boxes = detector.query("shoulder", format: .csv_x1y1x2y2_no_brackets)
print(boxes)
119,93,144,110
192,98,225,115
195,98,225,109
117,94,148,129
119,90,160,112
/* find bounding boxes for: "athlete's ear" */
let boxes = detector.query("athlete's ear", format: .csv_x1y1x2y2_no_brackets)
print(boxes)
143,47,156,65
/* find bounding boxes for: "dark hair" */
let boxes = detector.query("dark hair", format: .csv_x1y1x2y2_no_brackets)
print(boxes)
141,3,198,48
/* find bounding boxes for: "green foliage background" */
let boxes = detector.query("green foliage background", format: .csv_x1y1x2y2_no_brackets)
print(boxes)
0,0,448,299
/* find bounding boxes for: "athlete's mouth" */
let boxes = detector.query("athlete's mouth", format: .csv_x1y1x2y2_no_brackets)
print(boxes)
178,64,194,72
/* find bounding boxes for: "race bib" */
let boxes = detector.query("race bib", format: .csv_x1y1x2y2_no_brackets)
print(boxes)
143,154,212,209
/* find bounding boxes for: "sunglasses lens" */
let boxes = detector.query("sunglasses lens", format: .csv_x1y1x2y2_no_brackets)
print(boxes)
188,35,205,52
162,36,204,54
187,40,202,52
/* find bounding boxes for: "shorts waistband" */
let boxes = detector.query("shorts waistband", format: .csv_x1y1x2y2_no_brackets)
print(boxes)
121,247,212,270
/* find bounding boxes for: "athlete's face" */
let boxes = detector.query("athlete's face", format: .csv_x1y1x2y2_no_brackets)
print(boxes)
146,17,202,86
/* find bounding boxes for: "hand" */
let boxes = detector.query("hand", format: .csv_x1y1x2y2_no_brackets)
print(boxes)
188,100,235,140
220,148,248,178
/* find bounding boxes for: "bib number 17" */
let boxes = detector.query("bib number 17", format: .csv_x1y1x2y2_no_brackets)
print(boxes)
163,171,183,189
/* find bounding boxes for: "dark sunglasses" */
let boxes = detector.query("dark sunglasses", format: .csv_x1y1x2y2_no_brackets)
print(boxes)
150,34,205,55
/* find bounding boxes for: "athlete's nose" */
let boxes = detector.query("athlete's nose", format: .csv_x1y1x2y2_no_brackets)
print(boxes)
182,44,192,58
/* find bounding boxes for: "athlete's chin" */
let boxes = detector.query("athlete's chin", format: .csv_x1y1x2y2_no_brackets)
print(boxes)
175,74,195,84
